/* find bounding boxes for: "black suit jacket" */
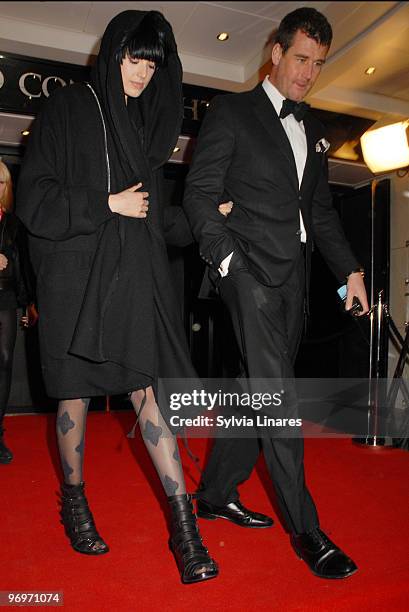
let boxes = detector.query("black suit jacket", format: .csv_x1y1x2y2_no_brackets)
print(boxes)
183,82,359,289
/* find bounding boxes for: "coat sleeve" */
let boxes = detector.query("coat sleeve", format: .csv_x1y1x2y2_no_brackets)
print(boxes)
163,206,194,248
16,91,115,241
156,166,194,248
311,157,360,283
183,95,236,270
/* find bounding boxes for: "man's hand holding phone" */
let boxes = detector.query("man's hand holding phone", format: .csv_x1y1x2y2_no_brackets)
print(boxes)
338,270,369,317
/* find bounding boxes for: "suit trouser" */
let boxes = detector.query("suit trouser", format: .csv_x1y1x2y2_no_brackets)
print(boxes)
197,248,319,534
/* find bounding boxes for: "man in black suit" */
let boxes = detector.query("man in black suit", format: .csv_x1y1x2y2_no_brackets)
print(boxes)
183,7,368,579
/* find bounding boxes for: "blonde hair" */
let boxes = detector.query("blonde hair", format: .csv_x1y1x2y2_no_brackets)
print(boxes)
0,160,13,213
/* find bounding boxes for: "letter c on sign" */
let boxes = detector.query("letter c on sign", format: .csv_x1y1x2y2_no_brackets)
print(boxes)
42,76,66,97
0,70,4,90
19,73,42,98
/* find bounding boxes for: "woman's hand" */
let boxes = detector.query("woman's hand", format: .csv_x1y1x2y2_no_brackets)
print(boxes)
108,182,149,218
218,200,233,217
21,303,39,328
0,253,8,270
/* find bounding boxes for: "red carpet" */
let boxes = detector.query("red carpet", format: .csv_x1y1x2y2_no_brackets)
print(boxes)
1,411,408,611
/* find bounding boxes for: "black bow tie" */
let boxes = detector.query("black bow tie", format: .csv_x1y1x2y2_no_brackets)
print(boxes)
279,99,310,122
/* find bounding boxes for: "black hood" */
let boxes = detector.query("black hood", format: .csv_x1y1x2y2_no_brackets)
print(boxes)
90,10,183,174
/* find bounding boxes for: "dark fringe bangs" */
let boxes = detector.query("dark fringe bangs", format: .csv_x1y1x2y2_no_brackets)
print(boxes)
116,21,168,67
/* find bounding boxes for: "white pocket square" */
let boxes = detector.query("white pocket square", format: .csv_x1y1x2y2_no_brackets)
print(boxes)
315,138,330,153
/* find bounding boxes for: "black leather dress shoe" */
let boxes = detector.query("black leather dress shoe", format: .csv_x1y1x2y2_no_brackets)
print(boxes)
197,499,274,528
291,528,358,579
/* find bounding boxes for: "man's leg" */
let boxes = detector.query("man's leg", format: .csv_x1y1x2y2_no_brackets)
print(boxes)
196,260,272,527
198,251,318,533
197,435,261,506
258,253,319,535
197,278,260,507
214,254,356,577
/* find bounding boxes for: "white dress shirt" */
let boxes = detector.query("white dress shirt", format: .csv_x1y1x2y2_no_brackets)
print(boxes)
219,76,307,277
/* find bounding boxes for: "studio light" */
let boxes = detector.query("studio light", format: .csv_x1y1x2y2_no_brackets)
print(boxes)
360,120,409,173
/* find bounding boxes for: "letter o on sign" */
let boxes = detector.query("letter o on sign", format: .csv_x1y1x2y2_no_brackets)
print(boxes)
0,70,4,90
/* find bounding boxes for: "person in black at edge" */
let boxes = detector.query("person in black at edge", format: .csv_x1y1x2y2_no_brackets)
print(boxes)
0,160,36,464
16,11,219,584
183,7,369,579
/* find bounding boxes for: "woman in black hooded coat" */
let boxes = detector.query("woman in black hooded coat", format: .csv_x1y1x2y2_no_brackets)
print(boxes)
16,10,218,584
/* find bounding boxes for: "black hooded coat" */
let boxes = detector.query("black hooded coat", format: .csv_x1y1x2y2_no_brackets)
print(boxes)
16,10,197,426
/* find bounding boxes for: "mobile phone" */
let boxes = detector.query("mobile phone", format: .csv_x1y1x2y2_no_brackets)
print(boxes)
337,284,363,315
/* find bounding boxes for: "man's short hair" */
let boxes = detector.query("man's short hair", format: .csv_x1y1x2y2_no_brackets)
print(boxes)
274,7,333,52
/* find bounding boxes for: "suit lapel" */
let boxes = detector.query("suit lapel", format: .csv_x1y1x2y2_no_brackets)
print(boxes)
251,85,322,195
300,114,322,195
252,84,299,193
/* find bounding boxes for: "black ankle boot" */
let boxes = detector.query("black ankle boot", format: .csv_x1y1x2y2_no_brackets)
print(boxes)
0,428,13,464
168,493,219,584
60,482,109,555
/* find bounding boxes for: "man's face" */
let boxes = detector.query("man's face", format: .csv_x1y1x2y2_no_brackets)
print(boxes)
120,55,156,101
270,29,328,101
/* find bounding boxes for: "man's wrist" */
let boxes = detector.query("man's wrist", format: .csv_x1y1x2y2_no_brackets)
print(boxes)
346,267,364,281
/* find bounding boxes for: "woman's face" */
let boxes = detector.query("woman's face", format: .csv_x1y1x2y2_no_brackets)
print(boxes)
120,55,156,101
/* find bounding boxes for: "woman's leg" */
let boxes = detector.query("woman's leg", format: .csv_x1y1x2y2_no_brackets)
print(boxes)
0,309,17,464
130,387,186,496
56,398,108,554
56,398,89,484
130,387,218,583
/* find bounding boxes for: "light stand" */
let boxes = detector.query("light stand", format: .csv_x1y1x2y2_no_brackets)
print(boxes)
354,290,393,447
354,180,393,448
355,121,409,448
353,176,409,448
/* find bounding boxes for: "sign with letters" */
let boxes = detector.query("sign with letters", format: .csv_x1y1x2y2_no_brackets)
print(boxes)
0,52,88,115
0,50,224,135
